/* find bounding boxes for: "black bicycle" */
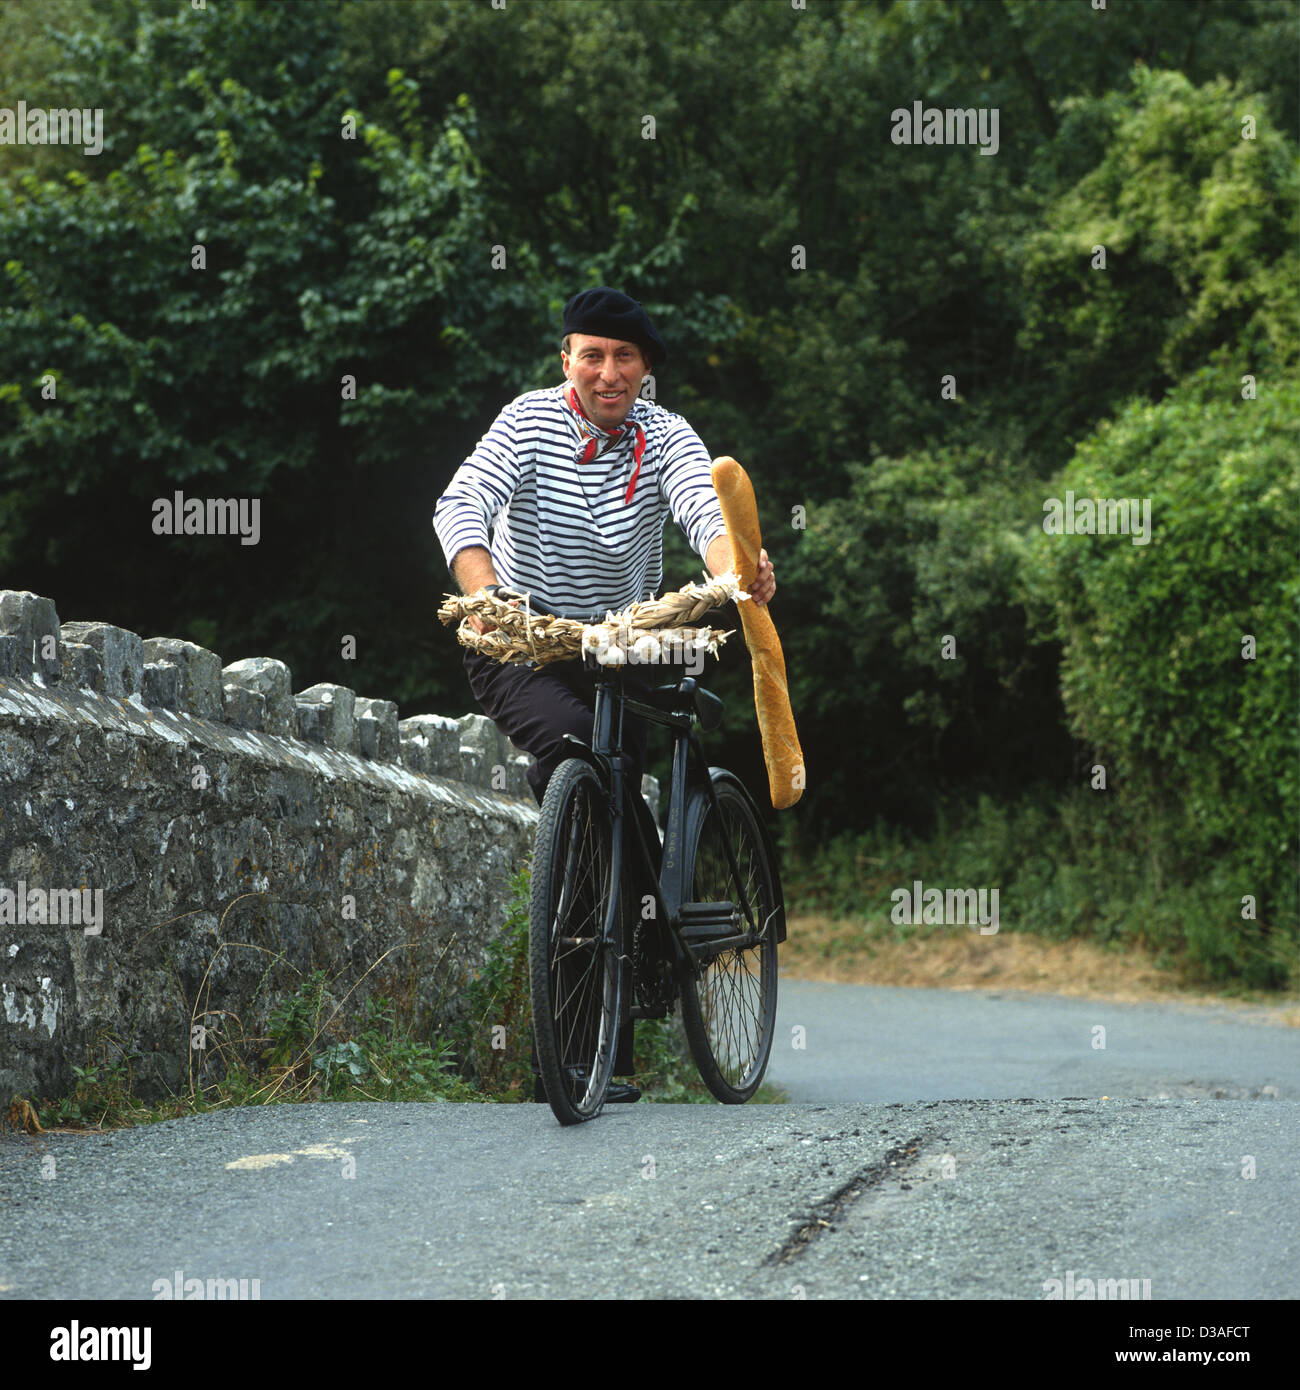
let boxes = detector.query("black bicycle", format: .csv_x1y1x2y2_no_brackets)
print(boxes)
529,645,785,1125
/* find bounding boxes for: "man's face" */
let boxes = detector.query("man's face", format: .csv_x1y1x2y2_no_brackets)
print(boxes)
561,334,648,429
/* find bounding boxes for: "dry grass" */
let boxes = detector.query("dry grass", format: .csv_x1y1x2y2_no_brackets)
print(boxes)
780,913,1300,1026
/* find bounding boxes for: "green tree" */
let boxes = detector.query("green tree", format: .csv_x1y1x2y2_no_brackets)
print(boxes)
1022,367,1299,978
0,2,562,707
1017,66,1299,453
777,446,1069,829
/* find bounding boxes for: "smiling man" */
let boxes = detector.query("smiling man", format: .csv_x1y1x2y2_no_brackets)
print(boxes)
433,286,774,1103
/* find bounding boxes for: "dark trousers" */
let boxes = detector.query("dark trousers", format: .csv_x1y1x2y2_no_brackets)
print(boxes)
462,648,662,1098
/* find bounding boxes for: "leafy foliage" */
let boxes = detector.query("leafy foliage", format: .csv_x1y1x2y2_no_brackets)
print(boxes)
779,446,1071,828
1021,369,1299,961
1017,67,1299,449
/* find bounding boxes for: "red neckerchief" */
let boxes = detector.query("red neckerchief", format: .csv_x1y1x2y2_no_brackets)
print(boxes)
566,386,646,504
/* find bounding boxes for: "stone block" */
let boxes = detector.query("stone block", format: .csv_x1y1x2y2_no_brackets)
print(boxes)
355,697,399,761
398,714,460,777
60,620,145,698
0,591,62,682
142,660,180,711
223,658,293,738
295,683,356,752
141,637,222,719
58,641,104,694
457,713,510,789
222,682,266,731
507,752,534,801
295,703,329,746
458,746,486,788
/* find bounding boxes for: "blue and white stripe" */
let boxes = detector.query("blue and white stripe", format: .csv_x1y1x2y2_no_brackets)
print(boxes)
434,384,727,620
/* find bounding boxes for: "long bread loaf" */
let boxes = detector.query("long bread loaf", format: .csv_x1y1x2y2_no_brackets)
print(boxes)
710,456,804,810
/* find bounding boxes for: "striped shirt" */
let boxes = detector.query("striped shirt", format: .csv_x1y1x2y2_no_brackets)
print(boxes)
433,384,727,620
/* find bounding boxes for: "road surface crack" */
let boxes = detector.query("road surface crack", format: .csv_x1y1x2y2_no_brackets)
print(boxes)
762,1134,926,1266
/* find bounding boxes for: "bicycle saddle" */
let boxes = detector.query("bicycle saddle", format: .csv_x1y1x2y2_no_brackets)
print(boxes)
645,676,724,732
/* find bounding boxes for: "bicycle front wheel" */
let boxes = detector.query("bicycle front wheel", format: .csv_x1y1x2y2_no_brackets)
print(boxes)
679,771,779,1102
529,757,624,1125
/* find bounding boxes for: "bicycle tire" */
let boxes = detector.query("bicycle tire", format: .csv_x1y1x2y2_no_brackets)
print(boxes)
678,771,779,1102
529,757,624,1125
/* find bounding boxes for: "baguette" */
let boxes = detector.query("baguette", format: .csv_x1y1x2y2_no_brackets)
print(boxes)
710,456,804,810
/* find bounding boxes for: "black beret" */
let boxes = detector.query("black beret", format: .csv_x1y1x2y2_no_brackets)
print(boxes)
562,287,667,368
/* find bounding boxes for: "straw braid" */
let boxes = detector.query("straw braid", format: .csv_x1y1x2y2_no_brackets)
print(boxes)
436,574,749,667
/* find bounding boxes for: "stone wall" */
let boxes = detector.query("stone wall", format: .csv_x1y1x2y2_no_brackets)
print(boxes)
0,589,658,1104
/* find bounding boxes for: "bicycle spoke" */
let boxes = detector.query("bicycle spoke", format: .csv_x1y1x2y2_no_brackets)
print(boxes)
531,761,624,1122
682,787,777,1096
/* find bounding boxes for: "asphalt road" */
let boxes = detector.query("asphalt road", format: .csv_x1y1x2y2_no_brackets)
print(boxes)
1,979,1295,1300
767,979,1298,1102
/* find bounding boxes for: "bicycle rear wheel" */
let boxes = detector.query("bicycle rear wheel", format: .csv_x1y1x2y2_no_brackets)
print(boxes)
529,758,623,1125
679,772,779,1102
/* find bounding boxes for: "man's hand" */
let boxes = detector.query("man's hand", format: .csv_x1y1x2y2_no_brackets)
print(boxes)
468,590,523,636
705,534,776,606
452,547,508,635
750,548,775,606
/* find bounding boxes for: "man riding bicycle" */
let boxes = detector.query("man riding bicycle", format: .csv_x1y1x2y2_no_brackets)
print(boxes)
433,287,775,1103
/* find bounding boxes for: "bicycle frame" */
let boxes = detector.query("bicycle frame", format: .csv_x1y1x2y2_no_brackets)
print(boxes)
557,657,764,990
